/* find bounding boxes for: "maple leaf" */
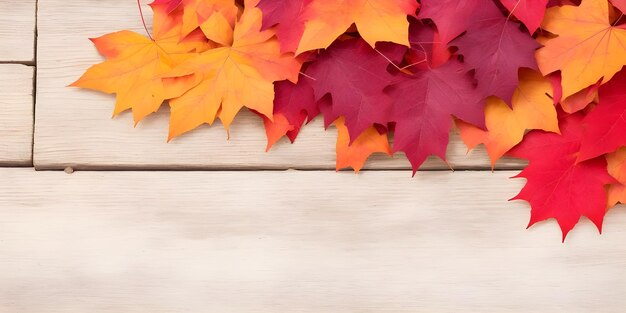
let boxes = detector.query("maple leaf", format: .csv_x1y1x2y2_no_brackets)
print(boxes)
499,0,548,33
606,147,626,207
387,59,485,172
458,69,559,167
295,0,418,54
169,0,239,38
578,70,626,161
163,6,301,140
508,111,616,241
536,0,626,99
256,0,310,53
305,38,404,142
417,0,482,44
453,0,539,103
260,77,320,150
71,5,208,124
334,117,392,173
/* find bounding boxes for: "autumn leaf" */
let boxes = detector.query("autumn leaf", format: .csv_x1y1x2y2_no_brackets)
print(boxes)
457,69,559,167
334,117,392,172
295,0,418,54
388,59,485,172
499,0,548,33
536,0,626,98
256,0,310,53
167,0,239,38
305,38,404,142
453,0,539,102
578,70,626,161
417,0,482,44
163,5,302,140
508,111,616,241
70,5,209,124
260,77,320,150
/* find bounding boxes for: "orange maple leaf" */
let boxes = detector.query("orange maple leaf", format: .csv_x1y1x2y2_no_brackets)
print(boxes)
164,5,302,140
296,0,418,54
536,0,626,98
175,0,239,38
334,117,392,173
70,5,210,124
457,69,559,168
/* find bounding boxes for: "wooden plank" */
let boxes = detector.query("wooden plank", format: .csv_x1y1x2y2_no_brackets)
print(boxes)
0,64,33,166
35,0,525,170
1,169,625,313
0,0,36,62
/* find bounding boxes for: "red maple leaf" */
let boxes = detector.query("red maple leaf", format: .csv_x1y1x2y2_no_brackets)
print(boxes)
256,0,310,53
383,24,484,171
578,70,626,161
452,0,539,103
305,38,405,142
499,0,548,34
388,60,485,172
258,76,320,150
508,111,616,241
417,0,483,44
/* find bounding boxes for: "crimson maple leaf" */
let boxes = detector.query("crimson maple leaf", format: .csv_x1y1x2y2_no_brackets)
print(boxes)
385,24,485,171
452,0,539,103
499,0,548,33
256,0,309,53
305,38,406,142
388,60,485,172
259,76,321,149
578,70,626,161
417,0,482,44
508,111,616,241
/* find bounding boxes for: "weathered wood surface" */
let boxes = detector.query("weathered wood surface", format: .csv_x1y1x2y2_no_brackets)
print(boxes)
1,169,625,313
0,64,33,166
34,0,525,170
0,0,36,62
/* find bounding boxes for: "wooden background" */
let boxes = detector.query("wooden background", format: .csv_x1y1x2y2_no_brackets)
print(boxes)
1,1,625,312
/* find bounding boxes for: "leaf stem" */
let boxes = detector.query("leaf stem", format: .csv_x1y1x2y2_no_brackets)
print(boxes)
137,0,154,41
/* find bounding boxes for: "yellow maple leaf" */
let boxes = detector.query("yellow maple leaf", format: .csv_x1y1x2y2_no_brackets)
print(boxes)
457,69,559,168
70,5,210,124
164,6,302,140
177,0,239,38
334,117,392,173
296,0,418,54
536,0,626,98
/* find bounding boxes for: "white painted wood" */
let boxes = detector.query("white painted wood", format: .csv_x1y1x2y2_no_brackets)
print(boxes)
0,0,36,62
35,0,525,170
0,169,625,313
0,64,33,166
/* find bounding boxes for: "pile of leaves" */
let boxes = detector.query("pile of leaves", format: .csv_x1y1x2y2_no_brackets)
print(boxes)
73,0,626,240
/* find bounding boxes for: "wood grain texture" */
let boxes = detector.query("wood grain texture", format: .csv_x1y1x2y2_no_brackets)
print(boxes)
1,169,625,313
0,0,36,62
0,65,33,166
34,0,525,170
